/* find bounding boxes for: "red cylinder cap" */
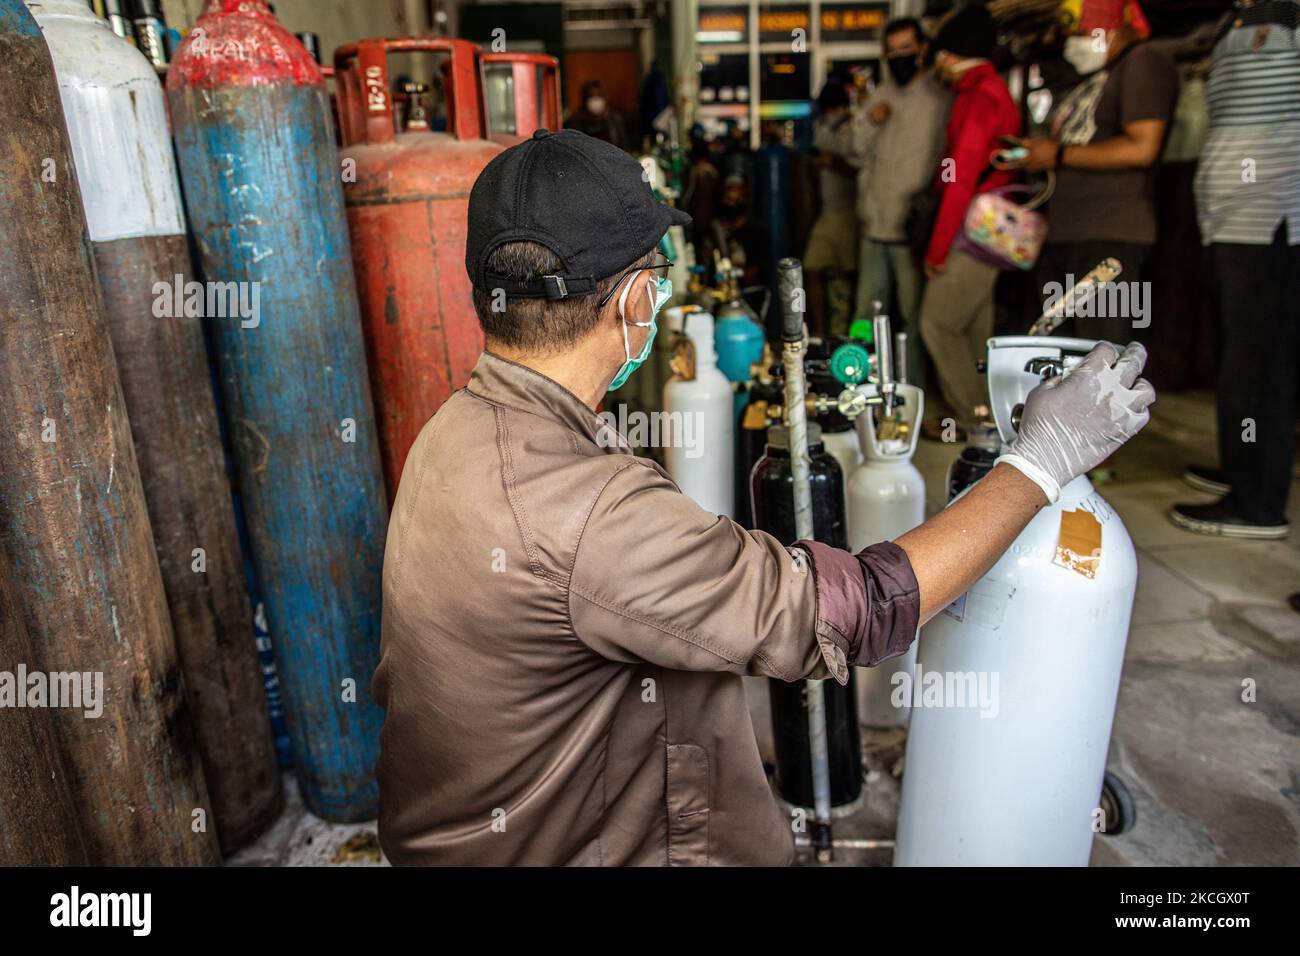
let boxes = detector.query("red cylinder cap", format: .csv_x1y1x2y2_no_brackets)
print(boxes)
167,0,322,91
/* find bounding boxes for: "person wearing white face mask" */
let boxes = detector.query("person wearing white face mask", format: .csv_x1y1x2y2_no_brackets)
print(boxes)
566,78,628,151
370,128,1155,866
1001,3,1178,341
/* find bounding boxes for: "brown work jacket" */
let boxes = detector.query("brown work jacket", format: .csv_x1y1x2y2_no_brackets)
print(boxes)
373,352,920,866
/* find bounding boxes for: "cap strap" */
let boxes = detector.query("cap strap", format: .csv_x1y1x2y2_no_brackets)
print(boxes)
483,272,598,300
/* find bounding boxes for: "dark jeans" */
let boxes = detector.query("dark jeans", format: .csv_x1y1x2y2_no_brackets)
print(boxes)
1034,241,1152,341
1210,224,1299,524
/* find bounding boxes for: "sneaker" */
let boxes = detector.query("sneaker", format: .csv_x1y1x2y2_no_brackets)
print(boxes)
1182,465,1230,496
1169,501,1289,540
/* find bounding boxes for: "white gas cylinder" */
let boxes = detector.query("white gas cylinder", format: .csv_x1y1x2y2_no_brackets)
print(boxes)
663,310,735,518
894,336,1138,865
848,383,926,728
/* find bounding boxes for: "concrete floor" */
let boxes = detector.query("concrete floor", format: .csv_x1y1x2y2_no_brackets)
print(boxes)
233,390,1300,867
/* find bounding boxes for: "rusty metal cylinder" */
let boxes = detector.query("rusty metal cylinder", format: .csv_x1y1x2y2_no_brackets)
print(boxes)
0,551,89,866
33,0,282,852
0,0,218,865
335,38,503,496
168,0,389,821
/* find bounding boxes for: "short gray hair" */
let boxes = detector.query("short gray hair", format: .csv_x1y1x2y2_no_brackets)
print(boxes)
472,241,655,351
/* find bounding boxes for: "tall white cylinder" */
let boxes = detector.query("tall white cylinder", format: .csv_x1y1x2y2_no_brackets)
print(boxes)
849,461,925,727
34,0,184,242
894,476,1138,865
820,426,862,521
848,383,925,728
664,311,735,518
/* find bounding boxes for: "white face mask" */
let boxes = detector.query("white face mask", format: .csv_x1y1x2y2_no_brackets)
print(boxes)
586,96,607,116
1064,34,1109,75
607,271,671,392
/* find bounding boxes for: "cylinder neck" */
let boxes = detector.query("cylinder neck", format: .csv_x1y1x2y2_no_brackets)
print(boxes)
203,0,272,14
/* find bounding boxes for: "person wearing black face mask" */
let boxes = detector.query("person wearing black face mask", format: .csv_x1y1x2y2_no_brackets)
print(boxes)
886,49,921,87
851,17,951,391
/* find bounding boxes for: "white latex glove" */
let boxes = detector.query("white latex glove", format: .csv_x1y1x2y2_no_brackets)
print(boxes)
998,341,1156,503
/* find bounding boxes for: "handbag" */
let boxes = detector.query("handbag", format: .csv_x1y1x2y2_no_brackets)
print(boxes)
953,175,1054,271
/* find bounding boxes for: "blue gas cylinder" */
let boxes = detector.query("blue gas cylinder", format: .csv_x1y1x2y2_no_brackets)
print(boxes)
167,0,387,821
755,139,791,340
714,303,766,419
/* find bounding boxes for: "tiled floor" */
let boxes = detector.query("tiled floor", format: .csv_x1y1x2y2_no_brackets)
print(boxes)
233,391,1299,867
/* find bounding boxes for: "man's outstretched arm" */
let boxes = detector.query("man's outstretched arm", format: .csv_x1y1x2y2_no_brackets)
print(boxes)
567,342,1153,682
897,340,1155,625
897,463,1046,624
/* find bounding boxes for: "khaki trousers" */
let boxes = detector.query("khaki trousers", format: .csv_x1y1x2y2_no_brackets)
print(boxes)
919,249,998,424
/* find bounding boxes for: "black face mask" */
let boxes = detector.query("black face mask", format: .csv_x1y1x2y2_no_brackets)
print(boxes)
887,55,920,87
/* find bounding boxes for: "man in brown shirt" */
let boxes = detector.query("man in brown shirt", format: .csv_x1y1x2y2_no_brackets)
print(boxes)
373,129,1156,866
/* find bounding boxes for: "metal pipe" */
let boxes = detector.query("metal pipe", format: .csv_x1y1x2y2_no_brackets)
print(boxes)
873,310,896,414
1028,258,1123,336
778,257,834,862
894,331,908,386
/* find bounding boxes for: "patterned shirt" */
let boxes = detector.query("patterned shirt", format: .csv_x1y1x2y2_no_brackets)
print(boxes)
1194,0,1300,245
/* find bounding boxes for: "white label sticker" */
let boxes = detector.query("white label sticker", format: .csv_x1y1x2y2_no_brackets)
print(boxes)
942,592,968,623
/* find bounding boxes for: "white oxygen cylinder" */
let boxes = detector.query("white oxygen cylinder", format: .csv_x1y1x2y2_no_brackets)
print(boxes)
663,310,767,763
820,426,863,519
33,0,185,242
663,311,735,518
894,336,1138,866
848,383,926,728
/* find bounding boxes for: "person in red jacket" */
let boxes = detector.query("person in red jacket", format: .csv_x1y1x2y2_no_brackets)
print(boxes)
917,4,1020,438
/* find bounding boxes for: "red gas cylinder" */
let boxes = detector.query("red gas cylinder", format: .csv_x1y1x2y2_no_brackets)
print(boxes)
335,38,502,497
482,52,562,144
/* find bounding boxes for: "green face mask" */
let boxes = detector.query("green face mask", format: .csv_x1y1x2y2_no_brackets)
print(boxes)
608,272,672,391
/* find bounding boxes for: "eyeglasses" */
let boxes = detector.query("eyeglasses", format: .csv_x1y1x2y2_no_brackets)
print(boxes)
598,253,674,308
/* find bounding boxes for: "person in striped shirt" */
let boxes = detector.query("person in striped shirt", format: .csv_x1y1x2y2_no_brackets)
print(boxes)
1172,0,1299,539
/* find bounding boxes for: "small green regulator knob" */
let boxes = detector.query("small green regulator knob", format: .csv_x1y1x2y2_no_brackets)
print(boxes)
830,342,872,386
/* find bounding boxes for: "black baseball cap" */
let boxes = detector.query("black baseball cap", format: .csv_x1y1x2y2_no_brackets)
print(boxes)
466,128,692,300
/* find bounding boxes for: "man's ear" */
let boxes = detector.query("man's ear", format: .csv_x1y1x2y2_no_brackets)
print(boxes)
608,270,652,325
628,270,654,322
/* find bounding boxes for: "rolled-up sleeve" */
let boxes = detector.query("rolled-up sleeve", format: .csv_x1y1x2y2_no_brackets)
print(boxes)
567,459,921,684
796,539,921,667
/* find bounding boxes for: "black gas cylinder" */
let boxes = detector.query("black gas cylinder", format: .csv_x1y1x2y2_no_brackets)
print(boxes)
734,377,781,529
946,420,1002,501
750,423,862,809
